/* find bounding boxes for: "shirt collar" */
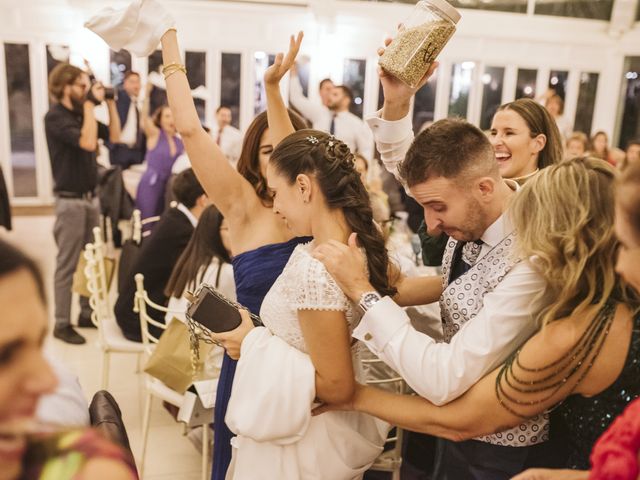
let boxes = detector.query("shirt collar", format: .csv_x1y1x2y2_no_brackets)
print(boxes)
176,203,198,227
480,180,519,248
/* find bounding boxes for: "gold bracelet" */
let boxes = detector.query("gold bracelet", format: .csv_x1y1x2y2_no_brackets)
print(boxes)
162,62,186,76
164,67,187,80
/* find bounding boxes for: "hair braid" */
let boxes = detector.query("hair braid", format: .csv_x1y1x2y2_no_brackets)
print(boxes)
272,130,397,297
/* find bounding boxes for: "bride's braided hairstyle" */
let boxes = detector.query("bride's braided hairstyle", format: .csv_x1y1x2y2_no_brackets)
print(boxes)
270,129,397,297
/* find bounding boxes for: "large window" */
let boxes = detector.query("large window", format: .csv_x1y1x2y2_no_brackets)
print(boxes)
515,68,537,99
186,51,207,123
448,62,475,119
480,66,505,131
253,52,275,116
574,72,599,135
109,49,131,87
448,0,527,13
534,0,614,20
147,50,167,115
343,58,366,118
220,53,241,128
549,70,569,101
618,57,640,150
413,74,438,133
4,43,36,197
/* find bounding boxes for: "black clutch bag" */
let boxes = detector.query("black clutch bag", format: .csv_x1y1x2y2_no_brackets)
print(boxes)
186,284,262,334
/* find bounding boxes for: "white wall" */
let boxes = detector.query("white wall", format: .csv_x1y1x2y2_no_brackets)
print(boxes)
0,0,639,204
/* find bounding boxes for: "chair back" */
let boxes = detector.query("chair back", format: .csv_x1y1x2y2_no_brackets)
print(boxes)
83,241,110,337
361,356,407,474
133,273,179,356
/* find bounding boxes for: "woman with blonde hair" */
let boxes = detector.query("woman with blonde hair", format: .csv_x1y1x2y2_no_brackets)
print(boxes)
317,157,640,475
565,131,589,160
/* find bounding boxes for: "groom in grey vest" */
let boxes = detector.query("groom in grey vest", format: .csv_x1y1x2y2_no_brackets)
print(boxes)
314,118,563,478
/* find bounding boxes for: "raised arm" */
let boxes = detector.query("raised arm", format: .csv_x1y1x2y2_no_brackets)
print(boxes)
288,65,326,124
140,81,159,139
264,32,303,147
160,29,260,221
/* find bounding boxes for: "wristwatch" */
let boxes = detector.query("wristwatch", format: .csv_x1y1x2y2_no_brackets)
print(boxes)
358,291,382,313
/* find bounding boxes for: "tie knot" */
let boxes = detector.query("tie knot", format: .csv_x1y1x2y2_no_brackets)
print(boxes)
462,240,483,267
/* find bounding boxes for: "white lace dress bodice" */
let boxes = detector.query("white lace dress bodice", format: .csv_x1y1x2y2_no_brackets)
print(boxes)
259,242,361,354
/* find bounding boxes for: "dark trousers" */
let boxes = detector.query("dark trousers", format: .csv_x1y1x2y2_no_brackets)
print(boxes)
110,144,144,170
432,438,563,480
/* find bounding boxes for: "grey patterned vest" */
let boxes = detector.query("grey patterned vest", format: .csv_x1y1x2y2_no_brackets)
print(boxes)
440,233,549,447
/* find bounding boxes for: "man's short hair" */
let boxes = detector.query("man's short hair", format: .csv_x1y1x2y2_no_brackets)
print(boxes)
399,118,499,187
627,138,640,150
123,71,140,81
319,78,333,90
216,105,231,114
172,168,205,208
48,63,84,101
336,85,353,103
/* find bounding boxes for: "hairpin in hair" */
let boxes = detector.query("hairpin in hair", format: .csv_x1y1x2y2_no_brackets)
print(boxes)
306,135,319,145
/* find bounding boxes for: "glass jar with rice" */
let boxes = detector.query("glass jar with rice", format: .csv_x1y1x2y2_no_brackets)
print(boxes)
379,0,461,88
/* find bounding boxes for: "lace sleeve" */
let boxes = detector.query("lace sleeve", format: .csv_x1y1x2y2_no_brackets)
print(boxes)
291,255,350,312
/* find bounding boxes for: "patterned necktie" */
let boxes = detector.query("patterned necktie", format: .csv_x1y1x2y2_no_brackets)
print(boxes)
462,240,484,267
329,114,336,135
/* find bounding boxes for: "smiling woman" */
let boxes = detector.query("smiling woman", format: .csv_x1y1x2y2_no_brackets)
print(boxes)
0,239,136,480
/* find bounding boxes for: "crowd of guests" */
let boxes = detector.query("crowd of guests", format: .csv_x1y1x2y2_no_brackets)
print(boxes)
1,0,640,478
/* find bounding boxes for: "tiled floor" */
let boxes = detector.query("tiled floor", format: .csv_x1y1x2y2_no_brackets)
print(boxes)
1,215,204,480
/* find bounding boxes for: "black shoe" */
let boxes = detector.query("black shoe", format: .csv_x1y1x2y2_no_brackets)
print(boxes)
77,312,97,328
54,326,86,345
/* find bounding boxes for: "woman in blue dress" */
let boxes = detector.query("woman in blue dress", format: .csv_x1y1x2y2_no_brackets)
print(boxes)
158,30,309,480
135,82,184,221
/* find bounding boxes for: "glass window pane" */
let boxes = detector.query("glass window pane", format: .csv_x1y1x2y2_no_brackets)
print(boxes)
377,80,385,111
515,68,537,99
221,52,242,129
343,58,366,118
339,0,527,13
110,49,131,87
548,70,569,101
574,72,599,135
5,43,36,197
448,62,475,119
618,58,640,150
413,74,438,132
147,50,167,115
296,55,311,97
534,0,614,20
253,52,275,116
480,66,505,131
46,44,69,76
448,0,527,13
186,51,207,123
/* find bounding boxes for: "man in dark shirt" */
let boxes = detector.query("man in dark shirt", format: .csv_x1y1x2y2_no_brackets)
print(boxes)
114,168,208,342
45,63,121,344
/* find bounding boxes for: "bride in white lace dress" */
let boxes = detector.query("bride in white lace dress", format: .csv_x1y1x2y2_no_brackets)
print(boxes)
211,33,395,479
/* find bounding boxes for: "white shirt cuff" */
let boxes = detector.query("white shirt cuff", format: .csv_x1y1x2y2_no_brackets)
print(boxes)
353,296,410,354
365,110,413,144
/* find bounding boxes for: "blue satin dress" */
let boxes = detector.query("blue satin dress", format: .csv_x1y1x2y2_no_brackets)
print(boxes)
211,237,312,480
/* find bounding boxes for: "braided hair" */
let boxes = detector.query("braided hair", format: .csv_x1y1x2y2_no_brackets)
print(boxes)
270,129,397,297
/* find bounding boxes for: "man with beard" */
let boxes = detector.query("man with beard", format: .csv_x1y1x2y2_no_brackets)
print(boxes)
289,70,373,161
45,63,121,344
314,117,560,478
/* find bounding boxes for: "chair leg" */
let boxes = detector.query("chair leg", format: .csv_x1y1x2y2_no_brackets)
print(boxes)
201,424,210,480
101,351,110,390
140,392,153,479
392,468,401,480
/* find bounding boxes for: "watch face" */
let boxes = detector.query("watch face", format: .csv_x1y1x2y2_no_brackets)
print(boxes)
362,292,381,307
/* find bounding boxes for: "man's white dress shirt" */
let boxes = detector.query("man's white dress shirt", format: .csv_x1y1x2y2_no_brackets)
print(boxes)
213,124,243,167
289,75,374,160
354,111,548,406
